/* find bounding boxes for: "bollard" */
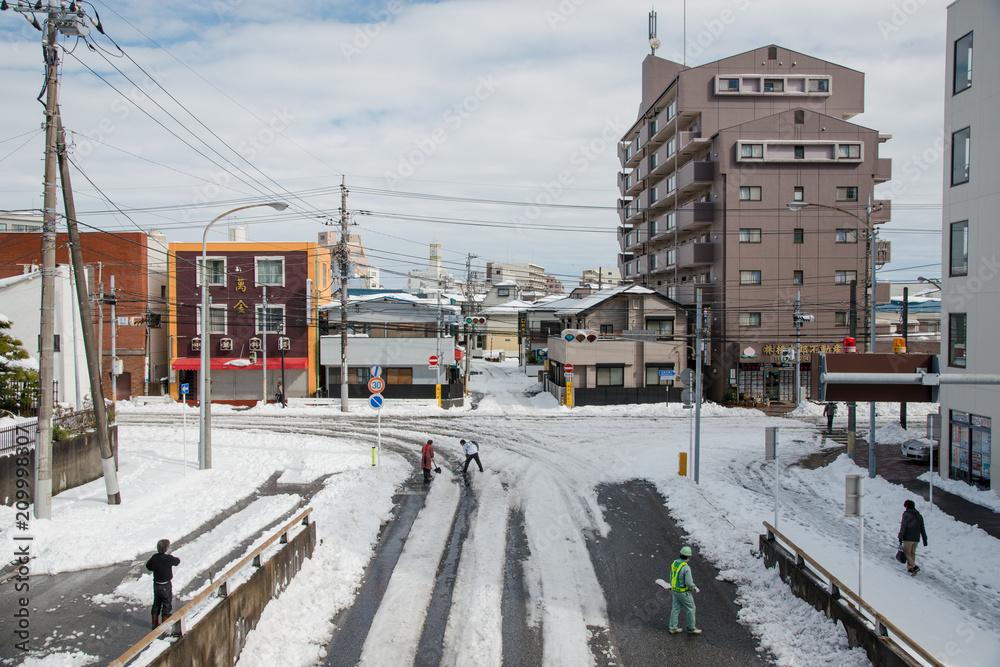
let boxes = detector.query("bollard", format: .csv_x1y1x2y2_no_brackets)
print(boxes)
679,452,688,476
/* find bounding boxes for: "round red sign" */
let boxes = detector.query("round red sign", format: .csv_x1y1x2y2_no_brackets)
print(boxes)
429,355,439,366
565,363,574,374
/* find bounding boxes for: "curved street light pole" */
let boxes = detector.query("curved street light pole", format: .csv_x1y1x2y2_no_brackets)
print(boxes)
199,202,288,469
787,199,880,478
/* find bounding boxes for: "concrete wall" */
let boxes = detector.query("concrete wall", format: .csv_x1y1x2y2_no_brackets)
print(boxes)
149,521,316,667
0,426,118,506
759,533,922,667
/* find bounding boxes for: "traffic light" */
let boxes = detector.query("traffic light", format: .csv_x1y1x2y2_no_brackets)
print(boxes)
561,329,598,342
465,316,486,325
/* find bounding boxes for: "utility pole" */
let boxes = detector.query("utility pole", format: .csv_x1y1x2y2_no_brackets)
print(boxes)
56,119,119,505
110,275,117,406
339,178,349,412
262,285,268,404
900,286,908,429
464,253,476,394
794,291,801,407
848,279,858,461
694,287,703,484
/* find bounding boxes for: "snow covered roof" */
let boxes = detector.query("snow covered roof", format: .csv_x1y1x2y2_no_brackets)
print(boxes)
481,299,534,315
553,285,662,317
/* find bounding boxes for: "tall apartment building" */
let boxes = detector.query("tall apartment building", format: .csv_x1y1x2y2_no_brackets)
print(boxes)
941,0,995,494
618,45,891,402
485,262,547,293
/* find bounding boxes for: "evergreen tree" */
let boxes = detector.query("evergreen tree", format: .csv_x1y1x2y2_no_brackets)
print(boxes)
0,315,39,415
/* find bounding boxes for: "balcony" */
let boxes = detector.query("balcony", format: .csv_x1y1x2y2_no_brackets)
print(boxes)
872,199,891,224
874,158,892,184
676,161,714,198
677,130,710,160
676,242,715,268
618,170,643,198
670,283,717,305
675,201,714,233
620,137,642,169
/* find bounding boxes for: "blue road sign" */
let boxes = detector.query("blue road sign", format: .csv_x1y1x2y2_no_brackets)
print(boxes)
371,365,382,378
369,394,384,410
659,370,676,379
180,383,190,395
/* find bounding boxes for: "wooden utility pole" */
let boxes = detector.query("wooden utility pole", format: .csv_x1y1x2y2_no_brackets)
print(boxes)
339,178,349,412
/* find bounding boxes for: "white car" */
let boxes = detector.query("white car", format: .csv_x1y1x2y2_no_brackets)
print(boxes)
900,439,939,462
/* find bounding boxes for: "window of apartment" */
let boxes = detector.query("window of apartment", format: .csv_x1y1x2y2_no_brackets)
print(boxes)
739,186,762,201
623,172,631,189
624,231,633,248
649,118,658,135
649,254,658,270
721,78,739,91
664,175,676,192
838,144,861,159
647,318,675,337
952,127,971,186
740,312,762,327
793,228,804,244
650,152,658,169
665,249,675,266
793,270,803,285
835,229,858,243
650,186,658,203
256,304,284,334
793,186,804,202
624,201,632,218
646,363,676,386
198,304,228,334
255,257,285,286
835,311,851,327
625,262,633,277
666,137,676,156
665,212,675,229
649,219,658,237
950,220,969,276
596,365,625,387
741,144,763,159
794,110,805,124
794,145,805,160
740,270,762,285
497,287,511,297
198,257,226,286
835,186,859,202
808,78,829,92
835,270,858,284
763,79,784,92
667,98,677,119
739,228,762,243
953,31,973,94
599,324,614,335
949,313,967,368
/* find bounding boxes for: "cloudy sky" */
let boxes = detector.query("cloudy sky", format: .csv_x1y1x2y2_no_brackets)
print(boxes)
0,0,946,289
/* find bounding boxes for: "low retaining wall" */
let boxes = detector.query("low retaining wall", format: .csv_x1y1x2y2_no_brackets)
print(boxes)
149,520,316,667
759,533,921,667
0,426,118,506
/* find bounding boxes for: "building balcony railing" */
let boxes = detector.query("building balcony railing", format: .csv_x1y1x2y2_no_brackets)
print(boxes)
676,161,714,197
620,138,642,169
676,201,714,233
669,282,716,305
874,158,892,184
872,199,891,223
676,241,715,268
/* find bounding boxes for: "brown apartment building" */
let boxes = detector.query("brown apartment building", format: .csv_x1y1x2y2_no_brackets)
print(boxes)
618,45,892,403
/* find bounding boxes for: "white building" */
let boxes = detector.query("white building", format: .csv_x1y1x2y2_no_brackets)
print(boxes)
941,0,996,495
0,212,43,233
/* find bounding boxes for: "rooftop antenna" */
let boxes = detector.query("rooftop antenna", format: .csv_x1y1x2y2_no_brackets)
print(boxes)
648,7,660,55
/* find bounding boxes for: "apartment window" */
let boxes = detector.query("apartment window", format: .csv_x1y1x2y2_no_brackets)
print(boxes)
600,324,614,335
835,229,858,243
650,254,658,270
624,232,633,248
666,137,676,156
838,144,861,159
198,305,228,334
793,228,804,244
647,318,674,337
596,366,625,387
650,153,658,169
763,79,784,92
740,270,762,285
721,78,739,91
794,110,805,124
646,364,676,386
650,186,658,203
835,312,850,327
793,187,804,202
665,212,675,229
624,172,631,189
739,228,762,243
950,220,969,276
53,334,60,352
953,31,973,94
255,257,285,286
649,219,658,237
793,270,803,285
836,186,859,202
794,145,805,160
741,144,763,159
198,257,226,286
667,98,677,119
952,127,971,185
256,304,284,334
625,263,632,277
740,312,762,327
649,118,658,135
739,186,762,201
665,249,675,266
498,287,510,297
808,78,829,92
835,270,857,284
949,313,967,368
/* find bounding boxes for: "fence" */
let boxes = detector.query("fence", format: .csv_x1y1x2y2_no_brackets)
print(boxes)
0,380,39,417
760,521,941,667
0,418,37,457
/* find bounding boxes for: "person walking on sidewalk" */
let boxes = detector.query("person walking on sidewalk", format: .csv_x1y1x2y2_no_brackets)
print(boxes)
146,538,180,629
460,439,484,475
668,545,701,635
824,402,837,431
421,439,435,484
898,499,928,575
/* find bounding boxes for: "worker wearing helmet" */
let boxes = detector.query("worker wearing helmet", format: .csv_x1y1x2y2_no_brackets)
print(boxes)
668,545,701,635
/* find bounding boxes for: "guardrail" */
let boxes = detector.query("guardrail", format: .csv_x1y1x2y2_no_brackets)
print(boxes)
761,521,942,667
109,507,314,667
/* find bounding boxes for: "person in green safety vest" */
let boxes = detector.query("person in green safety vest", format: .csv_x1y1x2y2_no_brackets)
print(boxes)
668,545,702,635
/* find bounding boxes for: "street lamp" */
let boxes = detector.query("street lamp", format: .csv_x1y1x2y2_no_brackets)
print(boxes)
917,276,942,291
199,202,288,469
787,198,881,478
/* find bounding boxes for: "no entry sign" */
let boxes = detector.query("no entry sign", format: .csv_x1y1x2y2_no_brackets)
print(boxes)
429,355,439,367
564,363,574,375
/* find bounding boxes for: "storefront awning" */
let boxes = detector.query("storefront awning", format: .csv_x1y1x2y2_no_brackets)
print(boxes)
171,357,309,371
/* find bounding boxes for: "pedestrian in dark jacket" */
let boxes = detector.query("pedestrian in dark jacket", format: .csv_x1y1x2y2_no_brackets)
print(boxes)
146,538,180,629
824,402,837,431
897,499,928,575
421,439,435,484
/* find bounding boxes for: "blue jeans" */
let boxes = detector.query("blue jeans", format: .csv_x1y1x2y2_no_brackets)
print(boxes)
669,590,696,631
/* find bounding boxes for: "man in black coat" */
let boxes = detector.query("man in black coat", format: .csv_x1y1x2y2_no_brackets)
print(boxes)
146,538,181,628
897,499,928,575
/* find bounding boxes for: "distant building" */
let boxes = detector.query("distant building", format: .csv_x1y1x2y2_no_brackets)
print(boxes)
408,243,458,291
544,274,565,295
0,212,43,233
318,232,381,288
485,262,546,292
941,0,996,494
580,267,620,288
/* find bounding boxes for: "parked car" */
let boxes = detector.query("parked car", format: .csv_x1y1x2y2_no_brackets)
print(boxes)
900,439,939,462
